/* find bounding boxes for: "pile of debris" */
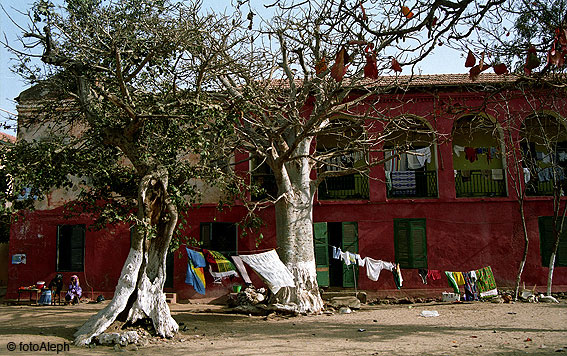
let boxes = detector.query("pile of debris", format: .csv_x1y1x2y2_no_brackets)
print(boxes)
228,286,277,315
235,286,268,306
324,296,363,315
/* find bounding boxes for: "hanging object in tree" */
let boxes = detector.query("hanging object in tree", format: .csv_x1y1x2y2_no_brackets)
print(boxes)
391,57,402,72
331,47,350,82
364,44,378,79
315,57,328,76
401,6,414,19
469,51,489,81
465,49,476,68
524,45,541,75
493,63,508,75
360,3,368,22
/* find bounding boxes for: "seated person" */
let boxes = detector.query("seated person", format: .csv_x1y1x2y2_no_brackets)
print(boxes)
65,275,82,304
48,273,63,303
38,284,51,306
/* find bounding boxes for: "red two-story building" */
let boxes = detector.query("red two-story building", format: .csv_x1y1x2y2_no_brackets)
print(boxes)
6,74,567,301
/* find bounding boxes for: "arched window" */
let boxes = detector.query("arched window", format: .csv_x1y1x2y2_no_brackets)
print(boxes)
250,157,278,201
383,116,438,198
317,119,369,200
521,113,567,196
452,115,506,197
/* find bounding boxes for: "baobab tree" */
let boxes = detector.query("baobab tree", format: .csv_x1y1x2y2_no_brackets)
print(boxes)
3,0,240,345
212,0,507,313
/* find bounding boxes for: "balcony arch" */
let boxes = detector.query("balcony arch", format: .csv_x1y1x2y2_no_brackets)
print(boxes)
316,118,369,200
520,111,567,196
452,113,507,198
383,115,438,199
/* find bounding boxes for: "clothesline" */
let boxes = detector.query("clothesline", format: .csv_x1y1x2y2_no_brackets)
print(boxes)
185,245,498,302
326,242,402,288
185,246,280,256
185,247,295,295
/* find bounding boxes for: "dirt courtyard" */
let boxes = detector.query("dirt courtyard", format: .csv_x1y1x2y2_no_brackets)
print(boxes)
0,298,565,356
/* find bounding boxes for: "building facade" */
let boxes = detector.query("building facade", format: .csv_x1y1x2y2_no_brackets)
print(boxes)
6,74,567,301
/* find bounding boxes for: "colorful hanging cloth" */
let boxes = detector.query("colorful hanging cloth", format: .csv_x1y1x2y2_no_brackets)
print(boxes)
445,271,459,294
203,249,237,273
475,266,498,297
452,271,465,285
185,248,206,295
427,269,441,281
463,271,478,301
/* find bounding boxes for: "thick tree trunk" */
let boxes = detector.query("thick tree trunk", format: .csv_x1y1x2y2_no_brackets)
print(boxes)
74,172,178,346
271,141,323,314
514,202,529,301
273,193,323,313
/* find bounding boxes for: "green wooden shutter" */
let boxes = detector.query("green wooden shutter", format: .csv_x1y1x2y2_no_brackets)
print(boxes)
341,222,358,288
409,219,427,268
200,223,212,247
313,222,329,287
394,219,427,269
394,219,411,268
539,216,567,267
559,224,567,267
539,216,554,266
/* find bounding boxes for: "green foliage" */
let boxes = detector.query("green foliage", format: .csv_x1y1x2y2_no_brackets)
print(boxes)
474,0,567,75
2,0,243,240
514,0,566,47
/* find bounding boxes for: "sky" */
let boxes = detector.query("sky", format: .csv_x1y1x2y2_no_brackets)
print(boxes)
0,0,468,136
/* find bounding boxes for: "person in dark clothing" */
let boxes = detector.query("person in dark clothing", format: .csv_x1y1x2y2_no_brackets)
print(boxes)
48,273,63,304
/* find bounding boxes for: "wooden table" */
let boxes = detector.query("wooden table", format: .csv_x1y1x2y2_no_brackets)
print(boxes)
17,288,41,304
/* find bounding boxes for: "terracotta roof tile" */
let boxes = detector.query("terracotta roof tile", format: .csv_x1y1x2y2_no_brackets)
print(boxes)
267,73,518,90
0,132,16,143
375,73,514,87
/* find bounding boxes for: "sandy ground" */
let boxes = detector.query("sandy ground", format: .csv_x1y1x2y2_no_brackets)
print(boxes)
0,299,565,356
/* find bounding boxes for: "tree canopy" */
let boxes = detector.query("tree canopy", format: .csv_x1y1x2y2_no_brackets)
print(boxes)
4,0,239,229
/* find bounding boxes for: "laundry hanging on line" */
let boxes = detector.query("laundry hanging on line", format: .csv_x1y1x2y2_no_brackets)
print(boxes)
231,255,253,285
185,248,207,295
331,245,400,285
239,250,295,294
444,266,497,300
417,269,447,285
365,257,395,282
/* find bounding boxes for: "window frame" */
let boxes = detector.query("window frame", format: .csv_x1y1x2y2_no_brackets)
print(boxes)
199,222,238,256
56,224,85,272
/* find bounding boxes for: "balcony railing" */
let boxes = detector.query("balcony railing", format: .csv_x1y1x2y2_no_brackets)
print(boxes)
318,174,369,200
455,170,506,197
525,167,567,196
526,180,555,196
387,170,438,198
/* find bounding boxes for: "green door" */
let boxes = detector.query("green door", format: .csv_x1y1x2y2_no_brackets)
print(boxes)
341,222,358,287
313,222,330,287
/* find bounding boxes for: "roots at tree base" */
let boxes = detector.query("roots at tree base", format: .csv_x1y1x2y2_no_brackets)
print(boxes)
73,248,178,346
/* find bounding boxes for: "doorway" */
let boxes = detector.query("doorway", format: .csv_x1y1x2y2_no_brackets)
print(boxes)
314,222,358,288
